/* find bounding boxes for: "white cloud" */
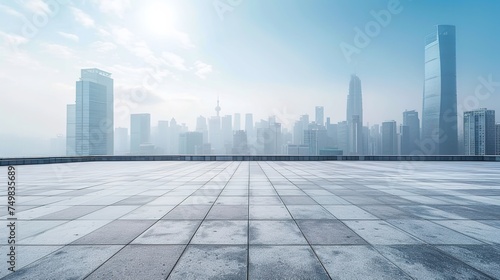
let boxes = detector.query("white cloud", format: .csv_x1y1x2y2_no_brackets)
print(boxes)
0,3,24,18
58,31,79,42
171,29,195,49
194,61,213,79
90,41,117,52
91,0,131,18
162,52,187,71
22,0,50,14
110,26,133,45
0,31,29,48
41,42,75,59
70,7,94,28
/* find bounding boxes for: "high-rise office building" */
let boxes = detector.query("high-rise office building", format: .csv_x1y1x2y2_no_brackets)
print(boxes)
232,130,247,154
222,115,233,153
326,122,338,148
196,116,208,144
403,110,420,154
245,113,254,142
74,69,114,156
169,118,180,154
422,25,458,155
464,109,496,155
315,106,324,127
496,124,500,155
208,116,222,153
400,125,411,155
369,124,381,155
114,127,128,155
130,114,151,154
234,113,241,131
336,121,349,154
157,121,169,154
304,129,328,155
349,115,363,155
179,132,203,155
256,122,282,155
347,74,363,155
66,104,76,156
381,121,397,155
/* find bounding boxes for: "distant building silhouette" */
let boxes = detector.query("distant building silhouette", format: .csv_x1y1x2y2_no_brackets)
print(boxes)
369,124,381,155
403,110,420,154
114,127,128,155
336,121,349,154
234,113,241,131
179,132,203,155
245,113,254,145
315,106,324,127
304,129,328,155
232,130,248,154
130,114,151,154
286,144,309,155
196,116,208,144
222,115,233,153
66,104,76,156
382,121,397,155
422,25,458,155
464,109,496,155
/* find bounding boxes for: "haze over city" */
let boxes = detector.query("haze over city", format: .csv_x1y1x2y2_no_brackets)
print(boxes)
1,0,500,156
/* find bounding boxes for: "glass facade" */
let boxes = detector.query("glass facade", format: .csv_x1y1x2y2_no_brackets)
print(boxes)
422,25,458,155
75,81,108,155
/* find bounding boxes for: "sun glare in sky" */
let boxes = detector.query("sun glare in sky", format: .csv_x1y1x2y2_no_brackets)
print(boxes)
141,1,175,35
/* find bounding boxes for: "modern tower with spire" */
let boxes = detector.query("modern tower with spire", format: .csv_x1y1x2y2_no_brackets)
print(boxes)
346,74,364,155
215,97,221,117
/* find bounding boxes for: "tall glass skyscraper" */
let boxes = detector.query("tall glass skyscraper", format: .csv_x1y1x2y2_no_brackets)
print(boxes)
346,74,363,155
422,25,458,155
73,69,114,156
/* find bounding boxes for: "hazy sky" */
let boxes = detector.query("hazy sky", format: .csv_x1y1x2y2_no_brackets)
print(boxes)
1,0,499,141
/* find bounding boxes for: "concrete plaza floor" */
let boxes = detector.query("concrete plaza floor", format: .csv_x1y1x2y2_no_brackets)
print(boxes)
1,161,500,279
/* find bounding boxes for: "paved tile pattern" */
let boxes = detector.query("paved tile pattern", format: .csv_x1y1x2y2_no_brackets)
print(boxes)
1,161,500,279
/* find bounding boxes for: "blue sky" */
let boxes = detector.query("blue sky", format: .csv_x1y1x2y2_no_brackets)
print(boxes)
1,0,499,141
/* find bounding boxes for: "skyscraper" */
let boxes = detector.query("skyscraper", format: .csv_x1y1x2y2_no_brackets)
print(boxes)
304,129,328,156
496,124,500,155
315,106,324,127
336,121,349,154
74,68,114,156
169,118,180,154
179,132,203,155
381,121,397,155
66,104,76,156
157,121,169,154
463,109,496,155
196,116,208,144
221,115,233,154
346,74,363,155
234,113,241,131
245,113,254,142
130,114,151,154
114,127,128,155
422,25,458,155
208,116,222,153
403,110,421,154
232,130,248,154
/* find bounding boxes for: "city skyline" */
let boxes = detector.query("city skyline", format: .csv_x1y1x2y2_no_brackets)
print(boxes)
1,1,500,156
